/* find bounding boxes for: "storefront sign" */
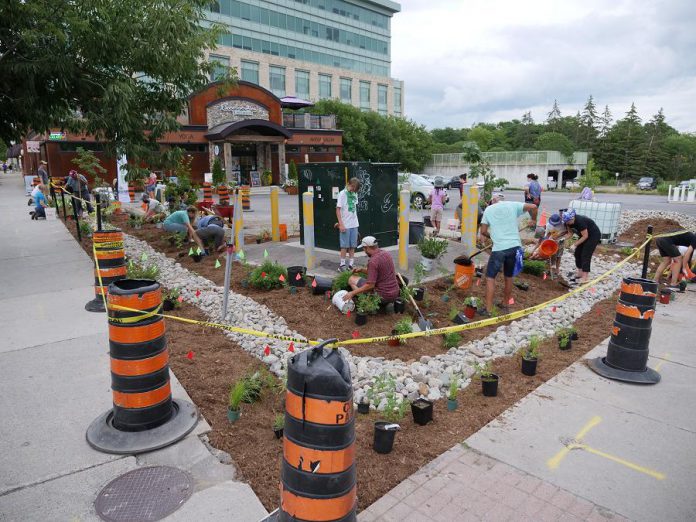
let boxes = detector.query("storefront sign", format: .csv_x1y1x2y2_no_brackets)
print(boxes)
49,131,66,141
26,141,41,153
208,99,269,128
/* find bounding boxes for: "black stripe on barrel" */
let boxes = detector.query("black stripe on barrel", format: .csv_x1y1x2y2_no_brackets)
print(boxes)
280,341,356,522
107,279,174,432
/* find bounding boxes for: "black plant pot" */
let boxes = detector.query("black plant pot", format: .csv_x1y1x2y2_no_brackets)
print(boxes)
191,254,202,263
355,313,368,326
357,402,370,414
521,357,537,376
453,312,469,325
559,338,572,351
394,298,405,314
162,299,175,312
413,288,425,301
411,398,433,426
373,421,398,454
256,238,262,244
273,427,284,439
571,331,579,341
287,266,307,287
482,375,499,397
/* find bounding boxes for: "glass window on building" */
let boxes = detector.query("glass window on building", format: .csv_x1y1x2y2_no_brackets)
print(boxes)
209,54,230,81
378,84,388,116
241,60,259,84
340,77,352,103
319,74,332,99
295,70,310,99
269,65,286,97
360,81,371,110
394,86,402,116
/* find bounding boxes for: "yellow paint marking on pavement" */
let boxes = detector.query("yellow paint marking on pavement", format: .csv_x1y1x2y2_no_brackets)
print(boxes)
547,416,602,470
654,353,671,373
573,444,666,481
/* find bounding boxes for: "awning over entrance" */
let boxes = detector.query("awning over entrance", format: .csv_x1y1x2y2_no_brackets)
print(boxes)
205,119,292,141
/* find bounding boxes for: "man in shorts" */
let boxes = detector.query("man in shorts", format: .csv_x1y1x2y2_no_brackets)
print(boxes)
343,236,400,304
336,177,361,271
478,194,537,316
654,231,696,288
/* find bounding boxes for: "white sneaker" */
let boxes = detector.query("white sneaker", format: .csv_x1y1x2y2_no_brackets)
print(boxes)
337,265,347,272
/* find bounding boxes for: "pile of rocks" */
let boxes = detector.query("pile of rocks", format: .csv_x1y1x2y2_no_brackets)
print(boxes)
123,233,640,411
617,209,696,235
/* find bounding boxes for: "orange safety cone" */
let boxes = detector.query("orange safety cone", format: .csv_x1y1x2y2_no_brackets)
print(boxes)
538,208,548,228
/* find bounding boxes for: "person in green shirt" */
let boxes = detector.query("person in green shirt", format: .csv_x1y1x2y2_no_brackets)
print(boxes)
163,206,205,251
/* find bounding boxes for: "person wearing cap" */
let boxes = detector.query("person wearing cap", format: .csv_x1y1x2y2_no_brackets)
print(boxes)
336,177,362,272
428,176,447,234
478,194,538,316
562,209,601,285
64,169,93,216
38,160,49,185
530,212,567,275
141,194,166,222
343,236,400,304
163,206,206,251
653,231,696,288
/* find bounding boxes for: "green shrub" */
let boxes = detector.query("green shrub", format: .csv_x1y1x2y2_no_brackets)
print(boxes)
126,259,160,280
228,381,246,411
332,270,352,293
443,332,462,349
366,373,408,422
240,369,276,404
417,236,448,260
356,293,381,314
212,158,225,186
393,318,412,344
522,259,547,277
249,260,288,290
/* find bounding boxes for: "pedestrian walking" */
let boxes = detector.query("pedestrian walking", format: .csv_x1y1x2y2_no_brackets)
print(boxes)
524,173,542,206
428,176,447,234
562,209,601,285
336,177,361,272
37,160,49,185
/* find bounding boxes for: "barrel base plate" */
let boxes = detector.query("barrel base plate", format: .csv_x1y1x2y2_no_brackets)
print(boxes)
85,297,106,313
86,399,198,454
588,357,661,384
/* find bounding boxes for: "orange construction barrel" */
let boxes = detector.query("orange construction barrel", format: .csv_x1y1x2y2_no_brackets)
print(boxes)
85,229,126,313
279,224,288,241
203,182,213,202
218,185,230,205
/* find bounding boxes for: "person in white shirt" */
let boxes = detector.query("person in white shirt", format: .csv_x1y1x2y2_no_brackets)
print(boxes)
141,194,165,222
336,177,361,272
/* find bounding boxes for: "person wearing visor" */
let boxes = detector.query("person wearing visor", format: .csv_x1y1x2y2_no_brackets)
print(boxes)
562,209,601,285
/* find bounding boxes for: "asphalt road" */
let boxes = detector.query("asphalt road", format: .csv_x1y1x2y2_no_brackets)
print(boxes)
245,189,696,232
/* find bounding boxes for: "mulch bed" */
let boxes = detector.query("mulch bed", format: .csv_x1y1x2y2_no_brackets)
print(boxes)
60,212,620,512
619,218,683,246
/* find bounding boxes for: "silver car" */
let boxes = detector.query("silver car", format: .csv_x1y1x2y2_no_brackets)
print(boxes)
399,173,449,209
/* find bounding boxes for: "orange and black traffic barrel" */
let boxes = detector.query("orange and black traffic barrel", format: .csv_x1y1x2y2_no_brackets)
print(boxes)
128,184,135,202
589,277,660,384
86,278,198,454
241,185,251,211
85,229,126,313
280,338,356,522
203,182,213,202
218,184,230,205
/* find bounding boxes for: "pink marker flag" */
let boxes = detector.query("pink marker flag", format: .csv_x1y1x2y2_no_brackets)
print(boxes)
177,296,184,303
552,306,557,312
543,272,548,280
279,274,286,282
264,345,271,356
296,273,302,281
311,279,317,288
195,290,201,297
346,310,351,318
186,351,194,360
508,298,514,305
288,342,295,353
476,278,481,286
261,272,267,278
352,330,360,339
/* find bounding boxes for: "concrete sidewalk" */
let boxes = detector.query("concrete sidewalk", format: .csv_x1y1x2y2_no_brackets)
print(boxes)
361,287,696,521
0,172,267,521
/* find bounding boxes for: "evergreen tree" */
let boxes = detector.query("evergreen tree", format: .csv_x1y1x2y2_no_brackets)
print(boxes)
611,103,646,180
598,105,613,137
642,108,674,180
546,100,562,133
578,95,599,151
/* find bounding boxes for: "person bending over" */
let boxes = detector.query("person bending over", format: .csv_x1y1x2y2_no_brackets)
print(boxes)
562,209,601,285
195,215,227,253
530,213,567,276
141,194,166,222
654,231,696,288
478,194,538,316
30,184,49,220
343,236,400,304
163,206,205,251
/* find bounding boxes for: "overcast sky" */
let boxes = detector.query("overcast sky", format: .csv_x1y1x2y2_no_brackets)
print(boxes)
391,0,696,132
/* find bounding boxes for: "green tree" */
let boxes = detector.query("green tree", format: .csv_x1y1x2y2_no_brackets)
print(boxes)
461,142,508,203
663,134,696,181
612,103,646,180
467,126,495,151
1,0,235,162
534,132,575,160
641,108,675,180
546,99,562,133
212,157,225,186
578,95,599,151
72,147,107,185
431,127,468,145
0,140,7,160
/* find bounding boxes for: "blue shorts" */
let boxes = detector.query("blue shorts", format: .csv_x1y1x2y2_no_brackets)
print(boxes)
486,247,519,278
340,227,359,249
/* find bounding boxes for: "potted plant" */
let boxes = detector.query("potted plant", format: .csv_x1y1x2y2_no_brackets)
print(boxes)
355,294,381,325
369,373,406,454
463,296,478,319
228,380,246,423
557,328,572,350
357,398,370,414
411,262,426,301
390,318,412,346
273,413,284,439
411,397,433,425
285,160,299,194
394,296,406,313
162,288,181,311
417,236,448,272
474,361,499,397
447,374,460,411
569,326,579,341
514,278,529,291
521,335,540,376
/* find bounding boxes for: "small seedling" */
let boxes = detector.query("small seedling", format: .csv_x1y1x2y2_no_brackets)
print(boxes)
273,413,284,430
474,361,495,381
556,327,571,349
228,381,246,412
524,335,540,360
366,373,408,422
464,296,478,308
392,318,413,344
443,332,462,349
448,374,460,400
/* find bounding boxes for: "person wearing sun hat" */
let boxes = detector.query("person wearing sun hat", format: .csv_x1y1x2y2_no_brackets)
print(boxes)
343,236,400,304
531,212,567,275
562,209,601,285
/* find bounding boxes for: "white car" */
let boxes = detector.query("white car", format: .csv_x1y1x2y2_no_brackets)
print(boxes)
399,173,449,209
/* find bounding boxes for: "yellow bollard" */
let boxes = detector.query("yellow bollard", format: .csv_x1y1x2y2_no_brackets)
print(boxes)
270,186,280,242
460,185,479,255
234,189,244,252
398,189,410,271
302,192,315,270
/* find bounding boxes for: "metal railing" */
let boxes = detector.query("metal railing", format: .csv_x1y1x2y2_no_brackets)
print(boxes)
282,113,337,130
430,151,588,168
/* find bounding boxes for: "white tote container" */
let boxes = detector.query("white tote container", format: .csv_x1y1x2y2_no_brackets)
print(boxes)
420,256,433,272
44,207,57,221
332,290,355,314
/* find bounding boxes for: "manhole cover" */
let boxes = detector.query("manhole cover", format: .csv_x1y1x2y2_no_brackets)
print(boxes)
95,466,193,522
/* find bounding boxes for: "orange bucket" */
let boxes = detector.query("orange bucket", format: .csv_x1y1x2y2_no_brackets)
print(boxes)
455,263,475,289
539,239,559,257
279,224,288,241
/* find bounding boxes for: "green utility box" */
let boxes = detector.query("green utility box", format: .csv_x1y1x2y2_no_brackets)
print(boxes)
298,162,399,251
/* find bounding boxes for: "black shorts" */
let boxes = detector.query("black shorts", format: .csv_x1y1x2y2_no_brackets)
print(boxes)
655,238,681,258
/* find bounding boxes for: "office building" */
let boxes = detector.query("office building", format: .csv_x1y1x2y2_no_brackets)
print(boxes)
206,0,404,116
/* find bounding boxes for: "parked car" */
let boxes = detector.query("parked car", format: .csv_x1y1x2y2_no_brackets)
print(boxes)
446,175,463,189
399,173,449,209
637,177,657,190
547,179,558,190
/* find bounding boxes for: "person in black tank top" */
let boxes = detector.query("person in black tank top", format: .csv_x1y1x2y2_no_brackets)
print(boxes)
562,209,601,284
654,231,696,287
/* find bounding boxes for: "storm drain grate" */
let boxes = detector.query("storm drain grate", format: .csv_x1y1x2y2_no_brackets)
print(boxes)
95,466,193,522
